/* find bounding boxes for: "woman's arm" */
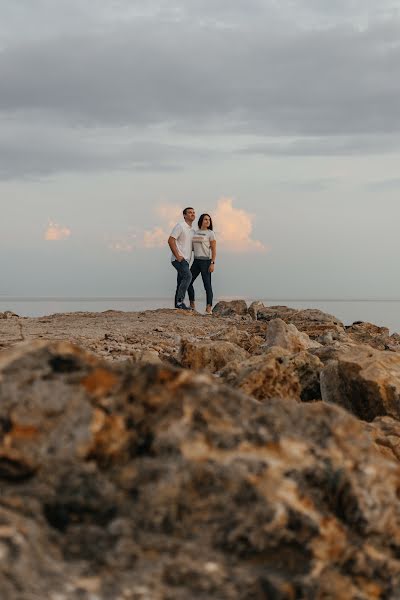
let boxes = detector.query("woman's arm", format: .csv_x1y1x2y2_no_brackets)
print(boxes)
209,239,216,272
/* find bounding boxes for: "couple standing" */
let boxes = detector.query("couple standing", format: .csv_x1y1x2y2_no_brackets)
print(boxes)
168,207,216,313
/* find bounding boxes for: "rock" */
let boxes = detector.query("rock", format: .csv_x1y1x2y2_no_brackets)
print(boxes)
220,347,322,402
0,311,19,319
137,349,162,364
247,300,266,320
346,321,400,350
212,300,248,317
180,338,249,373
262,318,321,353
1,341,400,597
256,305,345,339
364,416,400,463
320,345,400,421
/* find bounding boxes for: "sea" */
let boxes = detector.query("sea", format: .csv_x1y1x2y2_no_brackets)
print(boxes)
0,297,400,334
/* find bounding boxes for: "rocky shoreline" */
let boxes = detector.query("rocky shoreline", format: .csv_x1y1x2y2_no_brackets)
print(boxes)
2,300,400,598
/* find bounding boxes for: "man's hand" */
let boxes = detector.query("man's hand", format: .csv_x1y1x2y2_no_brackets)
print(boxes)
209,263,215,273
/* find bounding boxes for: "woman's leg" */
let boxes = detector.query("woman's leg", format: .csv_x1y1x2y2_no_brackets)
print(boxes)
187,260,201,306
199,260,213,309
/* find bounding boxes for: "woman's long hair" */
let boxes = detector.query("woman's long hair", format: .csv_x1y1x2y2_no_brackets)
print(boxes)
198,213,213,230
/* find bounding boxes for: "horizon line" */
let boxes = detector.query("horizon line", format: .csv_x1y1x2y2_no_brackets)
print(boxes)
1,296,400,303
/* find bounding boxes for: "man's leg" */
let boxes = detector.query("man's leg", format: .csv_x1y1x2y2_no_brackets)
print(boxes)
174,265,182,307
188,260,201,308
172,260,192,306
200,260,213,309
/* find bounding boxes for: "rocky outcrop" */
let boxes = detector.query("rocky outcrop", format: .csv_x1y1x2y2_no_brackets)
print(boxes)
220,347,323,402
254,304,345,339
212,300,248,317
1,341,400,598
320,345,400,421
262,318,321,353
180,338,249,372
346,321,400,351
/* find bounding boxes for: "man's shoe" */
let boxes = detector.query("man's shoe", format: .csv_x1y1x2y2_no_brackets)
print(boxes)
175,303,192,310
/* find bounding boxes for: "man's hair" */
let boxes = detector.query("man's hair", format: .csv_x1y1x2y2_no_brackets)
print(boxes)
183,207,194,215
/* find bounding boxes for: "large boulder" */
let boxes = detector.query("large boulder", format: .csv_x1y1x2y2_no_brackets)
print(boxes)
180,338,249,372
346,321,400,352
256,305,345,339
320,345,400,421
2,341,400,598
212,300,248,317
220,347,323,402
263,318,321,353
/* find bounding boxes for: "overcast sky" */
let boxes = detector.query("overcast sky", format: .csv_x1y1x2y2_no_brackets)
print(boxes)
1,0,400,300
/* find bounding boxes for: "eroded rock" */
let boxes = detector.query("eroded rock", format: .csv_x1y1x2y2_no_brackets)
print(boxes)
320,345,400,421
1,341,400,598
180,338,249,372
263,318,321,353
212,300,248,317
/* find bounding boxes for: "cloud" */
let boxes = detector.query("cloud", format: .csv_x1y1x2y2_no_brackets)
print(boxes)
213,198,266,253
142,226,167,248
44,221,71,241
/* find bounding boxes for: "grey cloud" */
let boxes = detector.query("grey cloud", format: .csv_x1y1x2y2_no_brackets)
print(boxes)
1,19,400,138
0,119,210,178
365,177,400,191
240,134,400,156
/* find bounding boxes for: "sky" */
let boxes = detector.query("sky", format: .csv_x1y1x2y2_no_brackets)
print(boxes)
1,0,400,300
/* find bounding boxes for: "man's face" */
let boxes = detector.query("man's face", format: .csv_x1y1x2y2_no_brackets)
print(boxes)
184,209,196,223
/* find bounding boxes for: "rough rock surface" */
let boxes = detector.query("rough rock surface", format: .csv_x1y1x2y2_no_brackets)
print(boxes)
2,341,400,598
346,321,400,351
220,347,323,402
254,304,345,338
212,300,248,317
180,338,249,373
263,318,321,353
321,345,400,421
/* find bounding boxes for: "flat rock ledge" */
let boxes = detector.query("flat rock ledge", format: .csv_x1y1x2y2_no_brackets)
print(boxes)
1,302,400,598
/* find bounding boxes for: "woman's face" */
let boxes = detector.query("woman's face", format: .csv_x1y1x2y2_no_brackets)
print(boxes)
201,215,211,229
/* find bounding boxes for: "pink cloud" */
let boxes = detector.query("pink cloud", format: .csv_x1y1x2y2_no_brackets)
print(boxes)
213,198,266,253
44,221,71,241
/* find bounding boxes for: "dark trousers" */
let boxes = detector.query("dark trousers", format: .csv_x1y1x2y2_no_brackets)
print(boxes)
188,259,213,306
172,259,192,306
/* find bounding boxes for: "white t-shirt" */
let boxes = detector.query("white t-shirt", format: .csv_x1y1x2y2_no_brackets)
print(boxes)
192,229,216,259
169,220,194,262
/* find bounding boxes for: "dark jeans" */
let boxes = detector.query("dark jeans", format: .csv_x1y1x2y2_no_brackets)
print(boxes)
172,259,192,306
188,258,213,306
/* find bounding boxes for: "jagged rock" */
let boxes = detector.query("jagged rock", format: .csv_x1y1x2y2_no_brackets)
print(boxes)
209,326,264,355
320,345,400,421
0,311,19,319
262,318,321,353
346,321,400,351
1,341,400,598
137,349,162,364
365,416,400,463
212,300,248,317
247,300,266,320
220,347,322,402
180,338,249,372
256,305,345,339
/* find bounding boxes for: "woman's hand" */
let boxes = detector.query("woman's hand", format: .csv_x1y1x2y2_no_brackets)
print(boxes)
209,263,215,273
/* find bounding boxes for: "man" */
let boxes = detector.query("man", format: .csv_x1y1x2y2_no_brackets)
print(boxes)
168,207,195,310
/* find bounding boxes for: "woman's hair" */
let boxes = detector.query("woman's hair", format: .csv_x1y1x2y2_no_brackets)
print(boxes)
198,213,213,230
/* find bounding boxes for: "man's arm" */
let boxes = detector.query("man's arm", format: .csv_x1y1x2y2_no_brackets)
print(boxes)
168,236,183,261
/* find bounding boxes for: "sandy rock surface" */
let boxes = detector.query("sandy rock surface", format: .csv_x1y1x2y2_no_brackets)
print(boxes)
1,302,400,597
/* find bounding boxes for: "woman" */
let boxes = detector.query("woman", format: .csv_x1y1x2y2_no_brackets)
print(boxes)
188,213,216,314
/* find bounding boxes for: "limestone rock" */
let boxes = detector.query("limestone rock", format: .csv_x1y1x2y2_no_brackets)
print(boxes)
365,416,400,463
212,299,248,317
247,300,265,320
262,318,321,353
220,347,322,402
346,321,400,351
320,345,400,421
1,341,400,597
180,338,249,372
256,305,345,338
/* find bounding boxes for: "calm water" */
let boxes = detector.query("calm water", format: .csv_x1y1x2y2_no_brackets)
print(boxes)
0,297,399,333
